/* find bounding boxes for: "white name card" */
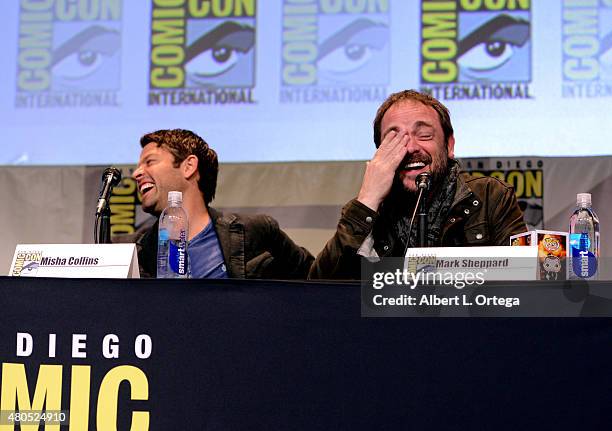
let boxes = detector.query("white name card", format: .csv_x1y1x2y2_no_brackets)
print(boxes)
405,246,538,281
9,244,139,278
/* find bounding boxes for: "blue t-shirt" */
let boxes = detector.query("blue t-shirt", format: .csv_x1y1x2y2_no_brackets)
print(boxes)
188,222,229,279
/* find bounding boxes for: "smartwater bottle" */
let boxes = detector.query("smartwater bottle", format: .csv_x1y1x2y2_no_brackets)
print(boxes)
569,193,600,280
157,191,189,278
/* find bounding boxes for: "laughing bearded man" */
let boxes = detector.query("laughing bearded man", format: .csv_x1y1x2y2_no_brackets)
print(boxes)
309,90,527,280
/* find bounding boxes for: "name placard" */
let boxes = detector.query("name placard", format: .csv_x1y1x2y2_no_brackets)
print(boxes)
9,244,139,278
405,246,538,281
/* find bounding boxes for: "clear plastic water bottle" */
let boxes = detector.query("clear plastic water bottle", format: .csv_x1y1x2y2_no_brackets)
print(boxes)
569,193,600,280
157,191,189,278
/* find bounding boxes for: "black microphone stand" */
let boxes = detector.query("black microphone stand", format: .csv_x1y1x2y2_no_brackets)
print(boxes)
97,205,111,244
417,189,428,247
414,173,431,248
403,173,431,257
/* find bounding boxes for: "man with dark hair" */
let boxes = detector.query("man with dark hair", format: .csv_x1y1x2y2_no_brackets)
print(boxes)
309,90,527,279
139,129,218,208
125,129,313,279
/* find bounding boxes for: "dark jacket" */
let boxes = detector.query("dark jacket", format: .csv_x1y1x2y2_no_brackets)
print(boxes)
308,173,527,280
116,208,314,279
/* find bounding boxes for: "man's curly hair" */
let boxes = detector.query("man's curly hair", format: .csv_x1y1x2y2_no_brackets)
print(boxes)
140,129,218,206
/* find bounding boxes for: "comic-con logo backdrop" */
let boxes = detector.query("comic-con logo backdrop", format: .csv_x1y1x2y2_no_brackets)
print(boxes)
148,0,256,106
280,0,390,104
16,0,122,109
562,1,612,98
420,0,532,101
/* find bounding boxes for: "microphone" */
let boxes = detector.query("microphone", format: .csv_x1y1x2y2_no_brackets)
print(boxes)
95,167,122,217
415,172,431,191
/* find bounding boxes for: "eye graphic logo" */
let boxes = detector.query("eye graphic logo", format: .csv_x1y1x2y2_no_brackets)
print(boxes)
52,24,121,91
11,251,42,277
562,3,612,98
280,0,390,104
419,0,532,101
20,261,40,277
185,20,255,87
15,0,123,109
148,0,256,106
458,14,530,83
316,17,389,86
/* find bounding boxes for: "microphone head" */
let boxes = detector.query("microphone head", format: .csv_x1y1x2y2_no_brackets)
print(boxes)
415,172,431,190
102,167,122,186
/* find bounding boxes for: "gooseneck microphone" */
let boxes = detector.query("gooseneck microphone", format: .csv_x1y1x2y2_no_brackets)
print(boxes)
94,167,122,244
405,172,432,256
95,167,122,217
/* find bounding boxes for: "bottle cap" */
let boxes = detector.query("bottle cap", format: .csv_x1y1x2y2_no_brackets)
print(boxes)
576,192,591,207
168,191,182,205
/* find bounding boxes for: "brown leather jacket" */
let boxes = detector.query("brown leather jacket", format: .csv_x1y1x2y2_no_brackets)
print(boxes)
308,173,527,280
115,207,314,279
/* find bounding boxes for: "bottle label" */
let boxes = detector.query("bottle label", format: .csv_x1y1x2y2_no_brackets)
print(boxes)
570,233,597,278
169,229,188,276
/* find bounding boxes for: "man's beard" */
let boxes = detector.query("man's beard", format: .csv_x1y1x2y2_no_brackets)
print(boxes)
396,150,451,195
